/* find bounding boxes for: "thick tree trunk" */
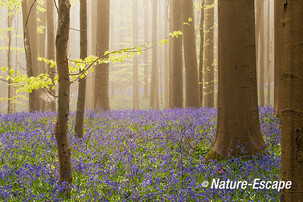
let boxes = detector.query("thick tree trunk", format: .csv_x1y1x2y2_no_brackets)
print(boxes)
199,1,205,106
169,0,184,108
47,0,56,111
75,0,87,139
150,0,159,109
55,0,72,191
21,0,35,113
181,0,201,108
133,0,139,110
94,0,110,110
274,0,281,116
206,0,266,160
203,0,214,108
281,1,303,201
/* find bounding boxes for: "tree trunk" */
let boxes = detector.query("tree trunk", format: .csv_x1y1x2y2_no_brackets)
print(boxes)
55,0,72,191
21,0,35,113
181,0,201,108
143,0,149,99
206,0,266,160
29,0,39,111
38,5,47,112
164,0,169,109
169,0,183,108
47,0,56,111
199,0,205,106
75,0,87,139
281,1,303,201
7,9,13,114
94,0,110,110
150,0,159,109
257,0,265,107
274,0,281,116
203,0,214,108
133,0,139,110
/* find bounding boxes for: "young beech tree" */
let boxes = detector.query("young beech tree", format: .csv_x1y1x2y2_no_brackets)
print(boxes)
281,1,303,200
55,0,73,188
206,0,266,160
274,0,281,116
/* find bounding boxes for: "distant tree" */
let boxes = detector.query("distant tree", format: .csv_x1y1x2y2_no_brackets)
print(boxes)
75,0,87,139
203,0,214,108
169,0,183,108
274,0,281,116
281,1,303,200
150,0,159,109
55,0,72,192
7,7,13,114
206,0,266,160
132,0,139,110
94,0,110,110
181,0,201,108
164,0,169,108
46,0,56,111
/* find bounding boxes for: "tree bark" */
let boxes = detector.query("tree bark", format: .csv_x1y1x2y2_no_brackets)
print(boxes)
47,0,56,111
203,0,214,108
55,0,72,191
181,0,201,108
281,1,303,201
206,0,266,160
274,0,281,116
94,0,110,110
75,0,87,139
7,8,13,114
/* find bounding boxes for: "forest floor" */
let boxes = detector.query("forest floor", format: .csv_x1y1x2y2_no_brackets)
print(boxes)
0,106,280,201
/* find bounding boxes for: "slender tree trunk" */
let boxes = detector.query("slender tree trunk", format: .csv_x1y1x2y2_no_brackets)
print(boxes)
199,0,205,106
164,0,169,109
75,0,87,139
274,0,281,116
150,0,159,109
55,0,72,192
133,0,139,109
181,0,201,108
206,0,266,160
281,1,303,201
258,0,265,107
94,0,110,110
7,9,13,114
38,6,47,112
22,0,35,113
29,0,39,111
47,0,56,111
203,0,214,108
266,0,271,106
143,0,149,99
169,0,183,108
